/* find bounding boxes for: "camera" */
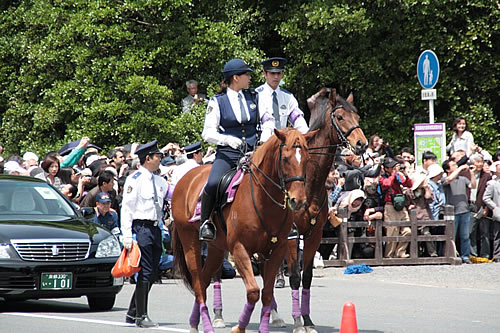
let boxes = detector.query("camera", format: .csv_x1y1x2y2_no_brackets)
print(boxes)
399,164,406,170
326,88,332,93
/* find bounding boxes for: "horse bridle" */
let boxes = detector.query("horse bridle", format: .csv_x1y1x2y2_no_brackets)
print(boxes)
248,142,306,247
308,104,361,157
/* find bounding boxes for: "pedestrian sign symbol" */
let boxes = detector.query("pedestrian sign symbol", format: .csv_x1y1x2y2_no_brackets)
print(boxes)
417,50,439,89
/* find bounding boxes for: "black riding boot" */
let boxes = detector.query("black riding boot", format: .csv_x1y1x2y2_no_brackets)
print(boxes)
135,280,157,328
125,290,137,323
199,191,217,241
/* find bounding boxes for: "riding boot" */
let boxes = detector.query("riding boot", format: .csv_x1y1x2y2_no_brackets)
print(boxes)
199,191,217,241
135,280,158,328
125,290,136,323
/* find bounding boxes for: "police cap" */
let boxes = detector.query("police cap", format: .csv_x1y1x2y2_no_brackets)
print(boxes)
222,59,253,79
184,141,202,154
261,57,288,72
135,140,162,158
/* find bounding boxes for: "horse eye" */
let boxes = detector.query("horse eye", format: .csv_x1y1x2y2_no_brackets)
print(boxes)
337,115,343,121
283,157,289,163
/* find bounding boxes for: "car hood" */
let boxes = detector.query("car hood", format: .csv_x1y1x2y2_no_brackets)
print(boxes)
0,217,111,243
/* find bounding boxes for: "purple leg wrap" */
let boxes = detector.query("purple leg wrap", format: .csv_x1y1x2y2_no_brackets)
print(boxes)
271,296,278,311
200,303,213,332
259,305,272,333
301,289,311,316
213,282,222,310
292,289,301,318
189,300,200,327
238,302,255,328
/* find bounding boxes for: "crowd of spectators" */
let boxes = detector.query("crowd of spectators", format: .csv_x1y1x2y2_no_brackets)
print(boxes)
318,116,500,265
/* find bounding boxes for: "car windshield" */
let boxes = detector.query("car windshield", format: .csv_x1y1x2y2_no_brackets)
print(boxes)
0,180,76,217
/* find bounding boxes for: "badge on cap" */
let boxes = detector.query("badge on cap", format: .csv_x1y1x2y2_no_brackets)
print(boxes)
272,60,279,67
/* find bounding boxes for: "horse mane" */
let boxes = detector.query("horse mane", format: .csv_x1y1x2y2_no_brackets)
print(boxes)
308,94,358,132
252,128,306,169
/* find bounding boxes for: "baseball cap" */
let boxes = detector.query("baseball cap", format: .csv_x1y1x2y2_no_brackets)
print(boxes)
96,192,112,204
23,152,39,162
4,161,27,175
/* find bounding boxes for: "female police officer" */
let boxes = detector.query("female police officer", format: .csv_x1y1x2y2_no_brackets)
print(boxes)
199,58,273,241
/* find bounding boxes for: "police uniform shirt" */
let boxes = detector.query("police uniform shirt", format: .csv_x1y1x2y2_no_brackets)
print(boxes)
202,87,273,145
171,158,201,185
256,82,309,142
120,166,168,239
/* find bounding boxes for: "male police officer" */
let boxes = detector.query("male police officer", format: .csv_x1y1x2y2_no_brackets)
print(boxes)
121,140,167,328
171,141,203,184
256,57,309,142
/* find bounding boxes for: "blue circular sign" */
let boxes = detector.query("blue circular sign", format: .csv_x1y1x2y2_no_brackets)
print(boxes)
417,50,439,89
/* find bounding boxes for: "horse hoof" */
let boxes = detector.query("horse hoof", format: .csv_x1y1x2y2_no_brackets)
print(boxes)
212,318,225,328
305,326,318,333
271,318,286,328
231,325,245,333
189,328,198,333
293,326,307,333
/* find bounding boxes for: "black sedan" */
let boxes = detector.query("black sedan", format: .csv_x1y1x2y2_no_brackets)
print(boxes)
0,174,123,310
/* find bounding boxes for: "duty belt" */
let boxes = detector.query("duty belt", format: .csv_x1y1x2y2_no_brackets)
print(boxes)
133,219,158,227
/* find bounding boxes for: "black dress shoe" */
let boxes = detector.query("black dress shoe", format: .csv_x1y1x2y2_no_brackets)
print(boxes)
125,314,135,324
199,220,216,241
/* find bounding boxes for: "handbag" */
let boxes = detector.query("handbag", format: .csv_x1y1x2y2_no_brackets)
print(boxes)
111,241,141,278
391,193,406,211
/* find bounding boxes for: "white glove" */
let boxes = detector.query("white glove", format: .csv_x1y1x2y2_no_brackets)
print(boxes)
122,236,133,250
224,136,243,150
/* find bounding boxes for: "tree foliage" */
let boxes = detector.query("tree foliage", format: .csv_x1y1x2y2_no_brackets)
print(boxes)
0,0,498,157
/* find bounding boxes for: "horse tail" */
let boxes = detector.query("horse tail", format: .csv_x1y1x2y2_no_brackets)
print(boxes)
172,222,194,294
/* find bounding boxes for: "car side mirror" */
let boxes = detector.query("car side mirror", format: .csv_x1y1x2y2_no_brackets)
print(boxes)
80,207,95,218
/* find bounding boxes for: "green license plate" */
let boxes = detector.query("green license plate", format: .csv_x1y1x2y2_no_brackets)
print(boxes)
41,272,73,290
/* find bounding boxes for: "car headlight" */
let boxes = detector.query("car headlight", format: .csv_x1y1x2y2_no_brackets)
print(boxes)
96,236,122,258
0,244,12,259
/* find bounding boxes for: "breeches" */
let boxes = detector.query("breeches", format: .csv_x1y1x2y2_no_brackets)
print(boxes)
205,155,238,196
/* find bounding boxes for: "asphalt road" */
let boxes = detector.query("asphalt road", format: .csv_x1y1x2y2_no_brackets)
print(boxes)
1,264,500,333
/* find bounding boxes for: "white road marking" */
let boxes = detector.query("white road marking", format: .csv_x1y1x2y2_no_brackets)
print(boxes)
4,312,192,332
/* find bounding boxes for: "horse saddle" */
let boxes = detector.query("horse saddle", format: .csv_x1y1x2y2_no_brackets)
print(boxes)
188,168,245,223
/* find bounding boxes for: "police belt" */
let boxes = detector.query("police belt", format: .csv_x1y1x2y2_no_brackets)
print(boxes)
133,219,159,227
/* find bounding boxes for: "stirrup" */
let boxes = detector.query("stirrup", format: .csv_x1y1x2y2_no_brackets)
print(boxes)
199,220,216,241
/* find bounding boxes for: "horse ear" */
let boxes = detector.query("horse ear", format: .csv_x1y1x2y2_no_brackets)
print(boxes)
329,88,337,105
274,128,286,142
304,129,319,143
346,92,354,104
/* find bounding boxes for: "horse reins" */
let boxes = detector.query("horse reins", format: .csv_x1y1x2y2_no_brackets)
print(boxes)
247,142,306,253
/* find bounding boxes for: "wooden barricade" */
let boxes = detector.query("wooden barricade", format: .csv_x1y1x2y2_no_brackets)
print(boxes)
322,205,462,267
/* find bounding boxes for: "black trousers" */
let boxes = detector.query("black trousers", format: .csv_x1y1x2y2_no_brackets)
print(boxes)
133,222,162,282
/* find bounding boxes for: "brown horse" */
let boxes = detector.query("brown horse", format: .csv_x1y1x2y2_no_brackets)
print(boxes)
284,90,367,333
172,128,316,333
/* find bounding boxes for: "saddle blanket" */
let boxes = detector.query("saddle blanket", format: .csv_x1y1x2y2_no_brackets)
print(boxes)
188,168,245,222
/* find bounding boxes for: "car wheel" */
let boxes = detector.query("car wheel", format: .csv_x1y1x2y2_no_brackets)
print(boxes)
87,295,116,311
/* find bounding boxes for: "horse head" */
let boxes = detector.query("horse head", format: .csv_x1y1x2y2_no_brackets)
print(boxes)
328,89,368,155
274,128,316,211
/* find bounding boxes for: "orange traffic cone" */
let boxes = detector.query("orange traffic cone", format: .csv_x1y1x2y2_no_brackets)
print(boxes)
339,301,358,333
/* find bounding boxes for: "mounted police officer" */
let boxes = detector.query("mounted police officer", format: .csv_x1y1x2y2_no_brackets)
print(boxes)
199,58,273,241
256,57,309,142
121,140,167,327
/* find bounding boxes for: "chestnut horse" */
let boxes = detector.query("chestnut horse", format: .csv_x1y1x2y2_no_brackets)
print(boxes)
172,128,316,333
284,91,367,333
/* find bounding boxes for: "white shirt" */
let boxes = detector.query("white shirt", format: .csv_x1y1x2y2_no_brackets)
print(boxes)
446,131,474,156
171,159,201,184
256,82,309,142
120,166,168,239
202,87,269,145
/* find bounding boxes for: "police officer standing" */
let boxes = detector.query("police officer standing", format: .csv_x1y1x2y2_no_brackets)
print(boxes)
256,57,309,142
121,140,167,328
199,58,273,241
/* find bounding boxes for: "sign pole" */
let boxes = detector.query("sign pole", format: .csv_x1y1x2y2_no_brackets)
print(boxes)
429,99,434,124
